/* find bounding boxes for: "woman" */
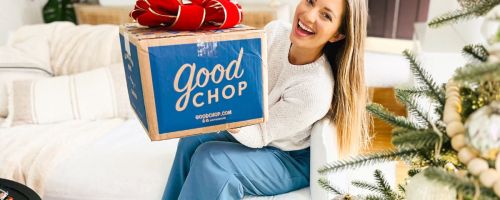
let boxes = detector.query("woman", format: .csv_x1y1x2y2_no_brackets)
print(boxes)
162,0,369,199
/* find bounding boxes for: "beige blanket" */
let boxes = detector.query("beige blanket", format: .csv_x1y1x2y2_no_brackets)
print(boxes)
0,119,124,197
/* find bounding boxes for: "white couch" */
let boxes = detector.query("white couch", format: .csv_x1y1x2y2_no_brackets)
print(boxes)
40,117,395,200
0,22,400,200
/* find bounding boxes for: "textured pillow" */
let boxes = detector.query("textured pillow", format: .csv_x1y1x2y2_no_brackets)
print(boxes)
8,22,121,76
0,45,54,118
0,69,51,119
8,63,130,126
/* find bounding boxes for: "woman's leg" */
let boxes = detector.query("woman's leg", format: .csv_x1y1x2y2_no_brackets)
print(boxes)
178,141,310,200
162,132,236,200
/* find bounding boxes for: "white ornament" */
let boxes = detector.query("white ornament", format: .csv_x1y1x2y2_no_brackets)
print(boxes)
464,101,500,158
405,172,456,200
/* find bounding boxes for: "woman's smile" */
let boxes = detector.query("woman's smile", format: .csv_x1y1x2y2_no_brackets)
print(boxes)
295,19,316,37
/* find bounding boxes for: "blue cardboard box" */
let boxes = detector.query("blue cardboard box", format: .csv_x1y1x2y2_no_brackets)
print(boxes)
119,23,268,140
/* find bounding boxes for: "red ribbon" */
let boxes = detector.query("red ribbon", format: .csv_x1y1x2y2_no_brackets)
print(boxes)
130,0,243,30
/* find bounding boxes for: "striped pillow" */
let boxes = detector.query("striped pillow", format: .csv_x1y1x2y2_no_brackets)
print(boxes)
9,63,130,125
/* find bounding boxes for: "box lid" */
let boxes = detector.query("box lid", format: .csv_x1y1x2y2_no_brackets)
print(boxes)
120,23,261,41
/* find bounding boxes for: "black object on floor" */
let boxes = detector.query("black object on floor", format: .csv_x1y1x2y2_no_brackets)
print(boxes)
0,179,41,200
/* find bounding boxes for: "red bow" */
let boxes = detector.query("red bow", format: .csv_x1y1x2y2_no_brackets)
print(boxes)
130,0,243,30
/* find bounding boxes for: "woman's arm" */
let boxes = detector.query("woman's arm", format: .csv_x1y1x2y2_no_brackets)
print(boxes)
230,81,333,148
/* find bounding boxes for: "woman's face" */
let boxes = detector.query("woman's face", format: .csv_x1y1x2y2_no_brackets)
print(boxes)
290,0,346,51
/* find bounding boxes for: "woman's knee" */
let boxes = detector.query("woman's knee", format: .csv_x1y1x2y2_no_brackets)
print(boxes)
191,141,237,166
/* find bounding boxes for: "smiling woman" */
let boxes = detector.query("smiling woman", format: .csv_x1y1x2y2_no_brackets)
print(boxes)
289,0,347,65
162,0,369,199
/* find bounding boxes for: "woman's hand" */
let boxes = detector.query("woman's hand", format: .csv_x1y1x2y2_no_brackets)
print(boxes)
227,128,240,134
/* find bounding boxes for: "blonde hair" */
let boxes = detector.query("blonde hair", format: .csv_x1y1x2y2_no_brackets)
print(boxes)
323,0,370,156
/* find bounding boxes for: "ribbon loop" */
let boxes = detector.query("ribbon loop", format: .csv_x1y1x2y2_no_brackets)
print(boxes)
130,0,243,30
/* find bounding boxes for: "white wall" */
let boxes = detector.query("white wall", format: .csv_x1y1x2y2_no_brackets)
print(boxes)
238,0,298,22
0,0,47,45
419,0,486,52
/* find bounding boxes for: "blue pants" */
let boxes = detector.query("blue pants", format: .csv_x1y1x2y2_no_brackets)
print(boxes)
162,131,310,200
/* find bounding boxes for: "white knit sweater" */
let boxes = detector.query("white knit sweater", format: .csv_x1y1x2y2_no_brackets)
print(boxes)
231,20,335,151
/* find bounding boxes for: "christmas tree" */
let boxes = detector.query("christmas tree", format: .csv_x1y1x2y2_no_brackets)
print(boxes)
319,0,500,199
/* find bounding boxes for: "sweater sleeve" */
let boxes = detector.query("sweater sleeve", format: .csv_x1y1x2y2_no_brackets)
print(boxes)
231,81,333,148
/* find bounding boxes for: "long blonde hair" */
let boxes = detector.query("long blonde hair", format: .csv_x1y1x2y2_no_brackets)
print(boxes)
323,0,370,156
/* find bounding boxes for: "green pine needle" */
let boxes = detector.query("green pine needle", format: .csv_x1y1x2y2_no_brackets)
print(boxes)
374,169,396,199
428,0,500,28
402,50,445,106
367,103,421,130
394,88,429,99
463,44,490,63
318,178,344,195
408,168,422,177
352,181,379,192
454,62,500,83
395,90,432,128
365,195,385,200
424,167,498,199
391,129,440,149
318,149,420,174
397,184,406,194
352,170,401,200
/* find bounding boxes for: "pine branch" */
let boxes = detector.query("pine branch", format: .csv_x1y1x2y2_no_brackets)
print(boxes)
318,149,420,174
395,88,430,99
463,44,490,63
352,181,379,193
424,167,499,199
397,184,406,194
408,168,422,177
392,128,409,137
374,170,396,199
395,90,432,128
365,195,385,200
318,178,345,195
367,103,421,130
428,0,500,28
391,129,439,149
454,62,500,83
402,50,445,106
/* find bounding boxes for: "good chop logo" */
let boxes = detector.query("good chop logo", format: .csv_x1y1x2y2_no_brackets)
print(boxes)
174,48,248,112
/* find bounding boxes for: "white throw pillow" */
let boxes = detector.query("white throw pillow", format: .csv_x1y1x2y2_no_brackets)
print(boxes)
8,63,130,126
8,22,122,76
0,44,54,119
